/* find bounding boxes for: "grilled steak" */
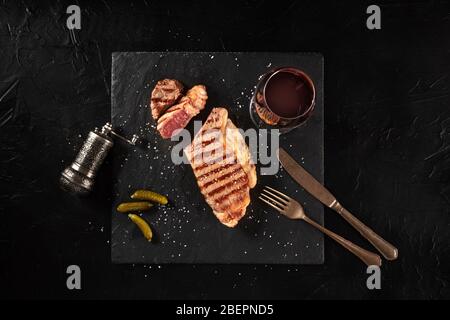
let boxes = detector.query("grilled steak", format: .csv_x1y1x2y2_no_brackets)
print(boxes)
184,108,257,227
157,85,207,139
150,79,184,120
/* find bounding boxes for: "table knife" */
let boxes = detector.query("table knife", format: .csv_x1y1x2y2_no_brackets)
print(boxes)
277,147,398,261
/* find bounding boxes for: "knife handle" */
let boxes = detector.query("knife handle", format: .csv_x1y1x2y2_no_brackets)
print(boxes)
331,202,398,260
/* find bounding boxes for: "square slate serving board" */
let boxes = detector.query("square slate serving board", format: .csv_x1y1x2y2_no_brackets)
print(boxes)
111,52,324,264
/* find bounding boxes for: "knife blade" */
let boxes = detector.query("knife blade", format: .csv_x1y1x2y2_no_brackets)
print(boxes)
277,147,336,208
277,147,398,261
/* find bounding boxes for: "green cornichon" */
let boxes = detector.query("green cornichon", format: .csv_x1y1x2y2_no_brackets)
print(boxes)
131,190,168,205
116,201,153,213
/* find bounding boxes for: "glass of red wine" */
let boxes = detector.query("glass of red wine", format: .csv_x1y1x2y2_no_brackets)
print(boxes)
249,67,316,133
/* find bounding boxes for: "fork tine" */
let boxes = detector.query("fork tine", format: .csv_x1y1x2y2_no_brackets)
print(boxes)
264,186,292,201
258,196,283,212
259,193,286,209
261,188,289,205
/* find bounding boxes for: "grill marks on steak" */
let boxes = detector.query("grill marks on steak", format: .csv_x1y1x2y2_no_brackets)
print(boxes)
150,79,184,120
184,108,257,227
157,85,208,139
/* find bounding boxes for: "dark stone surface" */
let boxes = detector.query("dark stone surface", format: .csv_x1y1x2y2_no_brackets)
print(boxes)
111,52,323,264
0,0,449,299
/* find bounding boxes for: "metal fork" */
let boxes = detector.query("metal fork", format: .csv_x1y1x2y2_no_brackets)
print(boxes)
259,186,382,266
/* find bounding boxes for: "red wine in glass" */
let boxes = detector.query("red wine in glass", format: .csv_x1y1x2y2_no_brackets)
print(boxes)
250,67,316,133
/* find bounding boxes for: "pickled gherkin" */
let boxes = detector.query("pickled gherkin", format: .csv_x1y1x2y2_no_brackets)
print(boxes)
128,214,153,241
131,189,168,205
116,201,153,213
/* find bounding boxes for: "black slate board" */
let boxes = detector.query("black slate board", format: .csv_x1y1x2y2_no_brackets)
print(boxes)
111,52,324,264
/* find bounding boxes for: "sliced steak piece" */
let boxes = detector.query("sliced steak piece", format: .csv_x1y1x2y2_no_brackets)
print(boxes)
157,85,207,139
150,79,184,120
184,107,257,227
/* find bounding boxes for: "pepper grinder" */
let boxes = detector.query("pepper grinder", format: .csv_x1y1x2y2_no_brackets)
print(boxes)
60,122,138,195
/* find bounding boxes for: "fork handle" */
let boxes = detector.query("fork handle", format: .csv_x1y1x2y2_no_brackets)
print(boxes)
331,203,398,261
303,216,382,267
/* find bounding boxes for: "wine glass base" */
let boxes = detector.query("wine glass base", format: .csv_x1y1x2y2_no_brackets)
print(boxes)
249,99,309,134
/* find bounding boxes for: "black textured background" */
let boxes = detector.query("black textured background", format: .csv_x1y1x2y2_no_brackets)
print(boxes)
0,0,449,299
